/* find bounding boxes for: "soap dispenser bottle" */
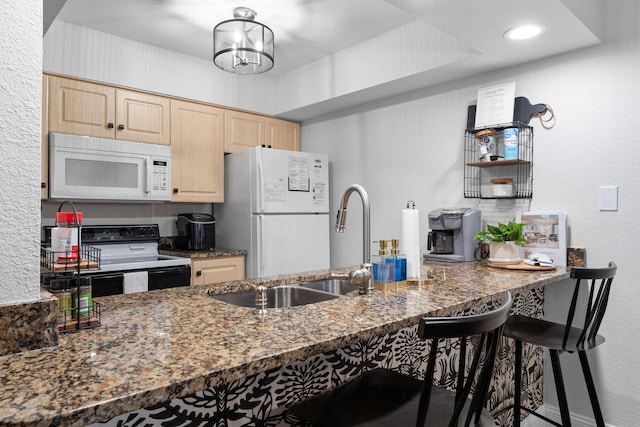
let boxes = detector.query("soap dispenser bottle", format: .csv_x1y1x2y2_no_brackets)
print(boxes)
389,239,407,284
372,240,395,285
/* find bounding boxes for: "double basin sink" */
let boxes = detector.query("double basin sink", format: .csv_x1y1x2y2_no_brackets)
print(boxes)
209,278,360,309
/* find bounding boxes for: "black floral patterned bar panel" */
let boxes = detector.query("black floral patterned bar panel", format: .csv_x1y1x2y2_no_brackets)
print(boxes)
92,288,543,427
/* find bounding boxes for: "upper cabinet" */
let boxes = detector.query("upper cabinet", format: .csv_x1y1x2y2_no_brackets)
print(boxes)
266,118,300,151
48,76,114,138
224,110,265,153
115,90,170,145
48,76,170,145
42,74,300,199
224,110,300,153
171,100,224,203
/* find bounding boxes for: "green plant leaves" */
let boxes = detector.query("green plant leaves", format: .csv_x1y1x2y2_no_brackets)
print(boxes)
473,221,527,246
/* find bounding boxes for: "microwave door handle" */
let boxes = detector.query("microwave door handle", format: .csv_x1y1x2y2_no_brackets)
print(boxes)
145,158,152,193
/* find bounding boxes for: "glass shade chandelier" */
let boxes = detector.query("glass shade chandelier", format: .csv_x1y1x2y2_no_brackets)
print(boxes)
213,7,274,74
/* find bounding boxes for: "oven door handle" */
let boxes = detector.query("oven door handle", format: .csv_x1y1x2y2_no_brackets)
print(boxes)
88,272,124,281
147,267,190,275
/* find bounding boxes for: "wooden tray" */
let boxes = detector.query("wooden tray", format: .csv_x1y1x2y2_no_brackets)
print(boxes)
487,261,556,271
58,316,101,332
49,259,99,271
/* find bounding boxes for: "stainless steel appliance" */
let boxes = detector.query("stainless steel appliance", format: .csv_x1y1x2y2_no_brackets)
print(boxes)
216,147,330,278
423,208,481,262
176,213,216,250
44,225,190,297
49,133,172,201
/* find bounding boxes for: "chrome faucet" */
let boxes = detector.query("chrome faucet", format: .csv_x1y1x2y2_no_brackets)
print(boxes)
335,184,374,295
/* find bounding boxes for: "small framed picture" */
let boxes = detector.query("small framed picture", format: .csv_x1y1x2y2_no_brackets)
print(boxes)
516,211,567,266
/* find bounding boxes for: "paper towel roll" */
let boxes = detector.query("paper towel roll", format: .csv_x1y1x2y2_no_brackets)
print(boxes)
402,207,421,278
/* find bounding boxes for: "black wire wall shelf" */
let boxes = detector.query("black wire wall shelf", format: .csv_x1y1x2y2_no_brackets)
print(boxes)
464,123,533,199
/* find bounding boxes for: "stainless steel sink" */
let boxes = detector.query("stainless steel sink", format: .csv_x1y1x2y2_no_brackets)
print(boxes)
299,278,360,295
209,285,339,308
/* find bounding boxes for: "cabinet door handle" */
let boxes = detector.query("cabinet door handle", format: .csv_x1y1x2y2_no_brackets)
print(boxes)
41,182,46,188
118,124,125,130
107,122,114,129
173,188,179,193
196,271,202,276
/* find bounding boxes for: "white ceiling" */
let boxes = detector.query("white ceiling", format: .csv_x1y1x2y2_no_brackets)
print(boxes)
52,0,603,78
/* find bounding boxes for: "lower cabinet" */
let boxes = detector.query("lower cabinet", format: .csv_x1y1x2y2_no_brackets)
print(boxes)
191,256,245,286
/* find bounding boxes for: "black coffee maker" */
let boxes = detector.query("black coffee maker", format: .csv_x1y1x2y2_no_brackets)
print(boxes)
176,213,216,250
424,208,481,262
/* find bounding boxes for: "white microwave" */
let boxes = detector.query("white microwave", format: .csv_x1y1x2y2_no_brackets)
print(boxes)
49,133,172,201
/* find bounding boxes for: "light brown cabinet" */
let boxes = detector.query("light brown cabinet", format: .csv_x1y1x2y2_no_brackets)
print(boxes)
224,109,265,153
41,75,49,199
43,74,300,201
48,76,114,138
115,89,170,145
191,256,245,286
224,111,300,153
48,76,170,145
170,100,224,203
266,117,300,151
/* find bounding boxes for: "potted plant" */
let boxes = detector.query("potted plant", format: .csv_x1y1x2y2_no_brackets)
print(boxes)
474,221,527,264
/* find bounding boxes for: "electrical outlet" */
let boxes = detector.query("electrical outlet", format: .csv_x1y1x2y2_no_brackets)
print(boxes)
598,186,618,211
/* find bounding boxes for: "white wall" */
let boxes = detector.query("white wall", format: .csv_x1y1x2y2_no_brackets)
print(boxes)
273,20,475,119
0,0,42,305
301,2,640,425
43,20,275,115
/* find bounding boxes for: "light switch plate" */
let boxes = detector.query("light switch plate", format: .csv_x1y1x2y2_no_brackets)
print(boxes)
598,186,618,211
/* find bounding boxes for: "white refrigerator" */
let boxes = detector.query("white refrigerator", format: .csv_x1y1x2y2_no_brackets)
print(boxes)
215,147,330,278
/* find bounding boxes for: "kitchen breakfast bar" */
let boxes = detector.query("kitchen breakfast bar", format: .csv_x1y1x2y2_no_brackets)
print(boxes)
0,261,569,426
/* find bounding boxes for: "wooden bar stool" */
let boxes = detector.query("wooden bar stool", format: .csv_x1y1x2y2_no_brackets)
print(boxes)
288,292,512,427
502,261,616,426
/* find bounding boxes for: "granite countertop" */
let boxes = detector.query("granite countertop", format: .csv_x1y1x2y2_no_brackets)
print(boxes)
159,247,247,259
0,261,569,426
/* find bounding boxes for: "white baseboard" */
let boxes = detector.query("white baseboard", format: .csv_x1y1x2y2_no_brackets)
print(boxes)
521,405,619,427
520,406,546,427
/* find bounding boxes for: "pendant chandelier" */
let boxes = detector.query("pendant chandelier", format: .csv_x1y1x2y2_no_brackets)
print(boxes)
213,7,274,74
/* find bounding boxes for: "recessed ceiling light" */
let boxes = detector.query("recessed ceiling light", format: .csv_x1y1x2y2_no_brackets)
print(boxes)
504,24,546,41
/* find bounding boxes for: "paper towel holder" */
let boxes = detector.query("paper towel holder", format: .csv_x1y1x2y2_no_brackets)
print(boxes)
407,200,416,209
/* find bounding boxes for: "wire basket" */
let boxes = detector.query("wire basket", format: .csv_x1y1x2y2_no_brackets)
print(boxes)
41,245,101,272
58,300,102,332
43,201,103,332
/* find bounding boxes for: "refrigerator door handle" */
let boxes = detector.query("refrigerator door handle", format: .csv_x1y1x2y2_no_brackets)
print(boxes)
257,150,264,212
